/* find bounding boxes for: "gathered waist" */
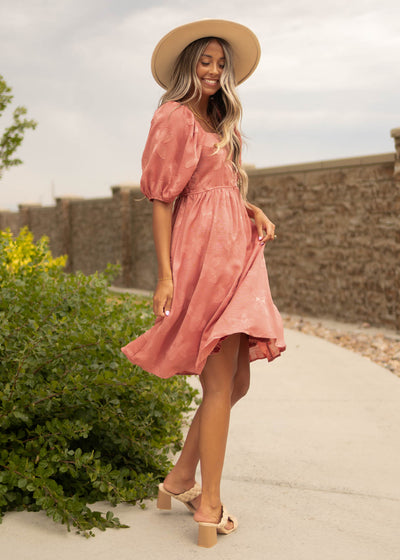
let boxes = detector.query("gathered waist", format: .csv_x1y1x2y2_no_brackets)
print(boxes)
178,185,239,198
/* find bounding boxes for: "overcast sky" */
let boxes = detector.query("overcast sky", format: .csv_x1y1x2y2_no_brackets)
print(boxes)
1,0,399,210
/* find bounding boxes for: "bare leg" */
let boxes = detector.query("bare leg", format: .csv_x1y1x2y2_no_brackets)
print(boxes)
193,334,241,524
162,407,201,494
163,334,250,511
231,333,250,405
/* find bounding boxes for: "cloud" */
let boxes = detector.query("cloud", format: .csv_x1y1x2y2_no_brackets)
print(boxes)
0,0,399,209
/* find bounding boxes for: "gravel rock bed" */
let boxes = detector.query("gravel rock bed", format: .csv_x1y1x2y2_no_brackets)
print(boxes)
283,314,400,379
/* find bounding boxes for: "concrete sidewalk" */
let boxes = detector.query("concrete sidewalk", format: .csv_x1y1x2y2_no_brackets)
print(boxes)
2,329,400,560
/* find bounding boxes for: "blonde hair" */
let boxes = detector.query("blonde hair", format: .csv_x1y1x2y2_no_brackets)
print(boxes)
159,37,248,199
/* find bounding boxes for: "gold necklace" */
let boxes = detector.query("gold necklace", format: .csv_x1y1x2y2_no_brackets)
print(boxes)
188,105,218,133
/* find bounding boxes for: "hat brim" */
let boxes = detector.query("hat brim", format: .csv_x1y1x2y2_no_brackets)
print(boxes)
151,19,261,89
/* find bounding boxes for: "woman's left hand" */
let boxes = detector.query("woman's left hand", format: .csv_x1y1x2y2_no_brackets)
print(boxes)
252,207,276,245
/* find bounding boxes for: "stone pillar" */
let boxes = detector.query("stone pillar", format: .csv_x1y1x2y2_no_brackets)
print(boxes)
391,128,400,328
390,127,400,178
55,197,82,273
111,185,140,287
0,209,21,234
18,203,42,232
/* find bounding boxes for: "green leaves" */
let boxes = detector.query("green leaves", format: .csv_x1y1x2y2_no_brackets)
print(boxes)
0,75,37,179
0,229,197,536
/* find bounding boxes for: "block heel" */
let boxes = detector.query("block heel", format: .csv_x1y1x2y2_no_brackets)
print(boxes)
196,505,238,548
156,482,201,513
198,523,218,548
157,486,172,510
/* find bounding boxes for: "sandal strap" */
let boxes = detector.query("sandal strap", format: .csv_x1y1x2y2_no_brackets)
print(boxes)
217,506,229,529
216,505,238,533
172,482,202,504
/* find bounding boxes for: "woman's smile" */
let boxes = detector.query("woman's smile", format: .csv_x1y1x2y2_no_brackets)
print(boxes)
196,39,225,98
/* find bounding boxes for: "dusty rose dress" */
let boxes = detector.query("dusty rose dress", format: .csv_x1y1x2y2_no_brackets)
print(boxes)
121,101,285,378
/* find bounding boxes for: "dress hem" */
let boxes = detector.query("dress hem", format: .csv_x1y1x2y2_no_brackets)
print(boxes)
121,330,286,380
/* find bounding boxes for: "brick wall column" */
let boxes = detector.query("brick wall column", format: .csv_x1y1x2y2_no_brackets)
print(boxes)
55,198,74,273
391,129,400,328
18,203,42,232
111,186,136,287
390,127,400,179
0,210,19,233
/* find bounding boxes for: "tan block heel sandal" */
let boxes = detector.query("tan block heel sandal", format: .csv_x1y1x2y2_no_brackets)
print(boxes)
197,505,238,548
157,482,202,514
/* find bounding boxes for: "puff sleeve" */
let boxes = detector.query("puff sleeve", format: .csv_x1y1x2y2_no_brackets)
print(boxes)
140,102,200,203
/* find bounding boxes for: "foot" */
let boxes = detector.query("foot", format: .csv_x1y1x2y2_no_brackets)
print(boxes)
194,504,235,531
163,473,202,511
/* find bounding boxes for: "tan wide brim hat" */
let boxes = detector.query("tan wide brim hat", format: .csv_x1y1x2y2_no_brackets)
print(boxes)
151,19,261,89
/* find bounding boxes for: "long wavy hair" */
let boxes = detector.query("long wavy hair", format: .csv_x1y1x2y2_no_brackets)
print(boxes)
159,37,248,200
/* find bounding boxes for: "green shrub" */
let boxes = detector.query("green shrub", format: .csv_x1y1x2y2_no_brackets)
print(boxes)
0,228,197,536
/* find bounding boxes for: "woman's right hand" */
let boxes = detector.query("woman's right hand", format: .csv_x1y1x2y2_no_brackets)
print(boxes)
153,278,174,318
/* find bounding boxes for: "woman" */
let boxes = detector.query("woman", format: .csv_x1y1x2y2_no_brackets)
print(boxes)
122,19,286,547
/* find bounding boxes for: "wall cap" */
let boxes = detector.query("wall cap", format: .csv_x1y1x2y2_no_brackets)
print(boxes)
55,196,84,202
247,152,395,177
18,203,43,209
111,184,141,194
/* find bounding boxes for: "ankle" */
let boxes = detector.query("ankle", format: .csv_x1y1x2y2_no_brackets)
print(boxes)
164,470,196,492
194,503,222,524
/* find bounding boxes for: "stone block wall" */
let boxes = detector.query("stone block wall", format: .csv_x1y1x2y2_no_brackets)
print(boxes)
247,153,400,330
1,133,400,331
68,196,120,276
0,187,157,287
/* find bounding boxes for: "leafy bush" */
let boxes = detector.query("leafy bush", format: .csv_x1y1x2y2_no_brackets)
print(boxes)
0,228,197,536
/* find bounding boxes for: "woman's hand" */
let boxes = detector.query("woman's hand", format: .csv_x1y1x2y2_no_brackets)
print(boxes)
246,202,276,245
254,208,276,245
153,278,174,318
152,200,174,318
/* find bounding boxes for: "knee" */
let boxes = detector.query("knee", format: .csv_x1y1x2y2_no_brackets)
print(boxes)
231,376,250,405
201,376,232,402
